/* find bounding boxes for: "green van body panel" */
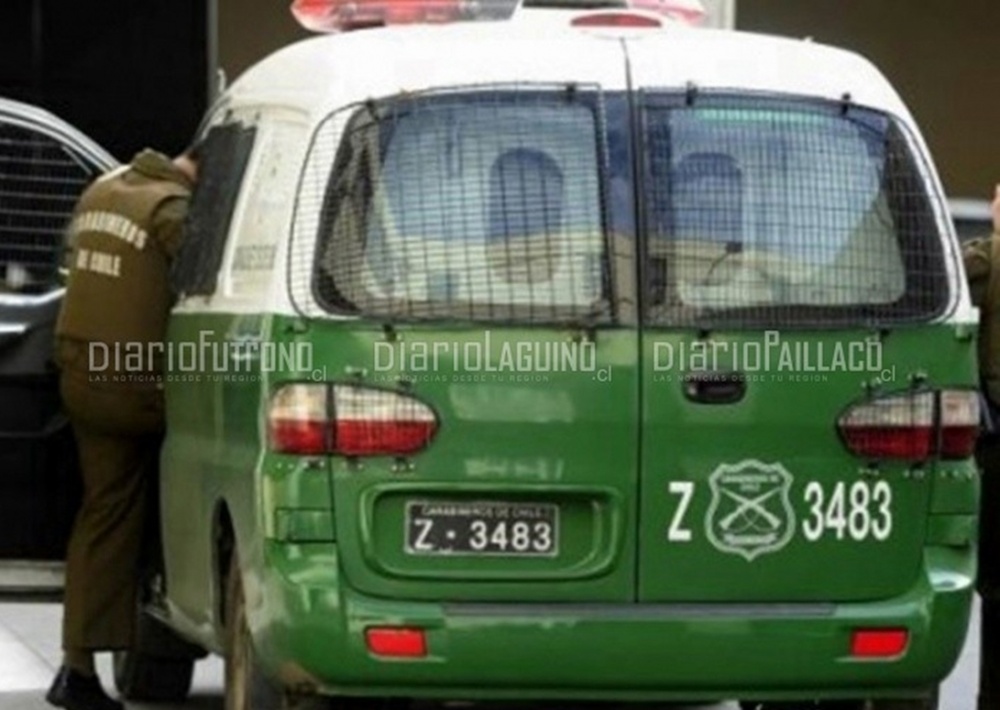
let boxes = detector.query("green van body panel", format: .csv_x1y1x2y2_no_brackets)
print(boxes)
160,310,978,699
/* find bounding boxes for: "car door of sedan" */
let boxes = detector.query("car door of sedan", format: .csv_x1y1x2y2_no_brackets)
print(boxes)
0,98,116,593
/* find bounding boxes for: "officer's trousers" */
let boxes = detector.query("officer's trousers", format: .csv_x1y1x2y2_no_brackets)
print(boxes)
977,434,1000,710
59,367,164,652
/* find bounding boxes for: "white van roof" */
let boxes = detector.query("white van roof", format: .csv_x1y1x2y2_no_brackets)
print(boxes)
222,21,913,124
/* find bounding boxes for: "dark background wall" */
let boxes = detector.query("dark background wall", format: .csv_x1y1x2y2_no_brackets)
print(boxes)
0,0,209,162
737,0,999,199
218,0,307,86
2,0,992,197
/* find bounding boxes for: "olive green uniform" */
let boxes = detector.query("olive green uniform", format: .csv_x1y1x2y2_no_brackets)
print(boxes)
964,232,1000,710
55,150,191,652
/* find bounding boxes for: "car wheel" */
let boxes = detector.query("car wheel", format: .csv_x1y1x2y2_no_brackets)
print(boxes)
225,550,288,710
112,648,194,703
112,573,200,702
339,700,410,710
740,702,866,710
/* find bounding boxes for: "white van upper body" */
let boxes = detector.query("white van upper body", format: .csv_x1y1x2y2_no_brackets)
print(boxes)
225,21,905,116
181,17,972,324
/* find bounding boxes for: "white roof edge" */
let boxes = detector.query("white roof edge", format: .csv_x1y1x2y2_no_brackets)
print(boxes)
220,22,912,121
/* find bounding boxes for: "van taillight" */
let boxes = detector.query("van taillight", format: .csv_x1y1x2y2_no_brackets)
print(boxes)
268,384,330,455
268,383,438,457
837,390,979,462
938,390,981,459
333,385,438,456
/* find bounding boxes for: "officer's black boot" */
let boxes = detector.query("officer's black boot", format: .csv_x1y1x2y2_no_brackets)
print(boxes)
980,598,1000,710
45,665,124,710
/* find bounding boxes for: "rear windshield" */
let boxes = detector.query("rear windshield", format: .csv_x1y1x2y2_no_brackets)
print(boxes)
303,90,951,328
641,95,950,328
311,90,611,324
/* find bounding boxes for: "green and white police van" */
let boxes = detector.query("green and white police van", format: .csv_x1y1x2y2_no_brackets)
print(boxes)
0,0,983,708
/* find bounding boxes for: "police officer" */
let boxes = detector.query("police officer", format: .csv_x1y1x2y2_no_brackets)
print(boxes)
964,184,1000,710
45,147,198,710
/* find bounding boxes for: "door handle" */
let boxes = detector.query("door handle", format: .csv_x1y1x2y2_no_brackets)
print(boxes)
683,371,747,405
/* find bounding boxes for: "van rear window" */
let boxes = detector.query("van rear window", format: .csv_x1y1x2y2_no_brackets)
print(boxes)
641,95,950,328
309,89,612,324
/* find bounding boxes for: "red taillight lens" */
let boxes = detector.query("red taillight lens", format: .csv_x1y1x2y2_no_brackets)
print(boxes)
268,384,330,455
268,383,438,457
939,390,980,459
838,391,935,461
838,390,980,462
571,11,662,27
365,627,427,658
850,629,909,659
333,385,437,456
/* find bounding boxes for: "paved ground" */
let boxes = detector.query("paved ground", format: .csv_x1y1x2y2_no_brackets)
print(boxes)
0,600,980,709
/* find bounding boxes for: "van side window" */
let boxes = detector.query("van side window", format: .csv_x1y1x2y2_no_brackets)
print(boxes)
171,122,256,297
225,119,306,299
308,90,610,323
0,121,101,294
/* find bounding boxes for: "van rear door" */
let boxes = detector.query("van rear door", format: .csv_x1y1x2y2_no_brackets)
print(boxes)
631,90,973,603
292,85,642,603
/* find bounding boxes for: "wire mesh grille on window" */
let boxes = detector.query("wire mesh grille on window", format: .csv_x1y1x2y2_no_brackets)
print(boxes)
0,123,97,294
171,123,257,297
641,95,951,329
290,86,614,324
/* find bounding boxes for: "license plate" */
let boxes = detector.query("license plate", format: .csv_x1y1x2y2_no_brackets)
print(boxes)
405,500,559,557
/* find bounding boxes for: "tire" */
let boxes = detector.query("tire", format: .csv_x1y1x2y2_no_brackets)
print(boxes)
740,691,937,710
740,702,866,710
113,650,194,703
869,687,940,710
225,549,289,710
224,551,409,710
112,583,200,702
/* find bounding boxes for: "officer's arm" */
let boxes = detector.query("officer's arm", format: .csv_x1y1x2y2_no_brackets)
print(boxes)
964,186,1000,307
964,237,993,308
150,196,190,260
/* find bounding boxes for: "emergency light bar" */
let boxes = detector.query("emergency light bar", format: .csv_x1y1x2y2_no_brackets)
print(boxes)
629,0,705,23
291,0,705,32
291,0,471,32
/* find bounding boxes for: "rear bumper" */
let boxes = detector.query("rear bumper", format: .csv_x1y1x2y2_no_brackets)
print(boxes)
252,542,973,702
